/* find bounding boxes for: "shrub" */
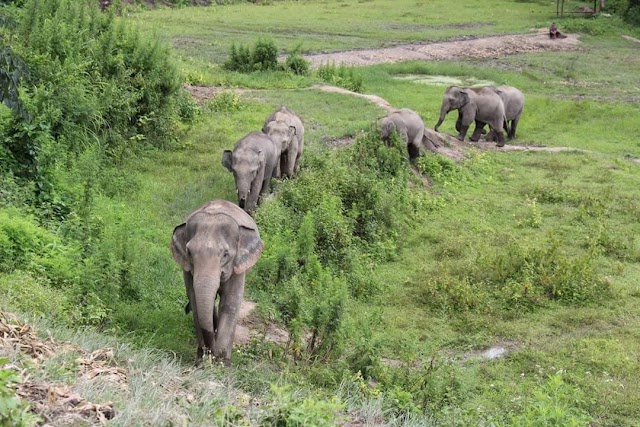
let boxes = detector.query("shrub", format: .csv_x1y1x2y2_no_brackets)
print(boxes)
224,38,279,72
259,384,344,427
317,61,364,92
284,44,310,75
0,359,40,427
252,38,278,71
252,130,425,361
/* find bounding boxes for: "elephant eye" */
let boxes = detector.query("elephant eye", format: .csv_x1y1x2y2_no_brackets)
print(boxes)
222,249,230,260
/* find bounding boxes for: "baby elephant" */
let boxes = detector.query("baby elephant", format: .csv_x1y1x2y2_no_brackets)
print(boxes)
379,108,438,161
171,200,263,365
222,131,279,214
262,106,305,179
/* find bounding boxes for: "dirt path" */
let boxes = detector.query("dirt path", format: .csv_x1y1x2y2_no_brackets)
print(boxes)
305,31,580,67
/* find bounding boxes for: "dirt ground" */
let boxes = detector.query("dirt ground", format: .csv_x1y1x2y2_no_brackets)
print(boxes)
305,30,581,67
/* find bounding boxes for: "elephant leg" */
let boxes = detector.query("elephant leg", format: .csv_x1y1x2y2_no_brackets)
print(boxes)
494,128,506,147
213,273,245,363
508,118,519,140
279,151,289,179
293,138,303,175
455,113,462,133
408,131,423,162
470,120,485,142
456,124,470,141
286,143,297,178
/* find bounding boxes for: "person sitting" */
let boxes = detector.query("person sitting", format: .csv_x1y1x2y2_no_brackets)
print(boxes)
549,22,559,39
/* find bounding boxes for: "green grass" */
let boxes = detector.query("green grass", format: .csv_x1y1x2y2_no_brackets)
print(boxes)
3,0,640,425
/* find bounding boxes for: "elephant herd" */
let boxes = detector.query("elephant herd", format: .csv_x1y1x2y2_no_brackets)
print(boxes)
170,106,304,364
170,85,524,365
435,85,525,147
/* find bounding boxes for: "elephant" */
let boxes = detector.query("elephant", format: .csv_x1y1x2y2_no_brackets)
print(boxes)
379,108,439,161
222,131,279,215
171,199,263,364
435,86,506,147
262,106,304,178
484,86,525,141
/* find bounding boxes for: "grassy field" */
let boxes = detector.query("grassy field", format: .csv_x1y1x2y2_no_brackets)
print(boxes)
3,0,640,425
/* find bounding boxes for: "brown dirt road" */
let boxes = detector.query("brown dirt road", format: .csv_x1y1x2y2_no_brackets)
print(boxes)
305,30,580,67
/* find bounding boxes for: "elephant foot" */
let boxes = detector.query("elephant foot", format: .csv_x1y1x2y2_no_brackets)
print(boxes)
455,135,464,142
469,136,480,142
496,141,505,148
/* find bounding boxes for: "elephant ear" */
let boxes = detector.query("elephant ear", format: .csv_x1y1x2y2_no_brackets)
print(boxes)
235,224,263,275
221,150,233,172
171,223,191,272
288,125,297,136
460,90,470,107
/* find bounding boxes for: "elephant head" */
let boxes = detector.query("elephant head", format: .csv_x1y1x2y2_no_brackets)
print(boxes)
222,147,265,211
435,86,469,131
379,117,396,142
262,120,296,155
171,200,263,360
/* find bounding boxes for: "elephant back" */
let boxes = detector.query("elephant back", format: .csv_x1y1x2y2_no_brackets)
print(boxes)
185,200,258,232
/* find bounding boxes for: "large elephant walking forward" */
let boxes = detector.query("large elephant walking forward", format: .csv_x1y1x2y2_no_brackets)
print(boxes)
435,86,506,147
222,131,279,214
379,108,438,161
171,200,263,364
262,106,304,178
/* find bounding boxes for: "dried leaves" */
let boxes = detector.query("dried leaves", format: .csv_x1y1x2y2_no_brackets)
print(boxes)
1,311,124,426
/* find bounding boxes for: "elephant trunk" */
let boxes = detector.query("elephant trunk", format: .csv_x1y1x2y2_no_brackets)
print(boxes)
434,102,449,131
235,179,251,210
193,272,221,352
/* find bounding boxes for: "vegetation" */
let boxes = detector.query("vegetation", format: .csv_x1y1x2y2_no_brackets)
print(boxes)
1,0,640,425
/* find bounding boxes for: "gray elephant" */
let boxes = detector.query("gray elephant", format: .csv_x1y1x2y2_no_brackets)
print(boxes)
171,200,263,364
484,86,525,141
379,108,439,161
222,131,279,214
435,86,506,147
262,106,304,178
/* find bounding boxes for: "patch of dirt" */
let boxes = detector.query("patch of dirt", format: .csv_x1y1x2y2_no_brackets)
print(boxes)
1,311,118,426
305,31,580,68
622,35,640,43
183,84,224,104
235,301,289,346
312,84,394,111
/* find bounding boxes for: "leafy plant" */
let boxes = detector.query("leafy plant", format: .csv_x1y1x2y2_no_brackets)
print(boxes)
0,358,40,427
284,44,310,76
316,61,364,92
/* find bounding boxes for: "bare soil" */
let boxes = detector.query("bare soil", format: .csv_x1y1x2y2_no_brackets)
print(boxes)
305,30,581,67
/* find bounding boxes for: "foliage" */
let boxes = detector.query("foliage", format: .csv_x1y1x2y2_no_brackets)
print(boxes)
284,44,310,76
0,358,40,427
259,384,344,427
253,130,425,361
624,0,640,24
560,15,627,35
419,232,612,315
505,374,592,426
1,0,181,205
317,61,364,92
224,38,279,72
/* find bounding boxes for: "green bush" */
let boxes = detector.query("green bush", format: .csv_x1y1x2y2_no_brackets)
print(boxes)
224,38,279,72
1,0,181,205
0,359,40,427
259,384,344,427
252,130,426,361
285,44,310,76
624,0,640,24
317,61,364,93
